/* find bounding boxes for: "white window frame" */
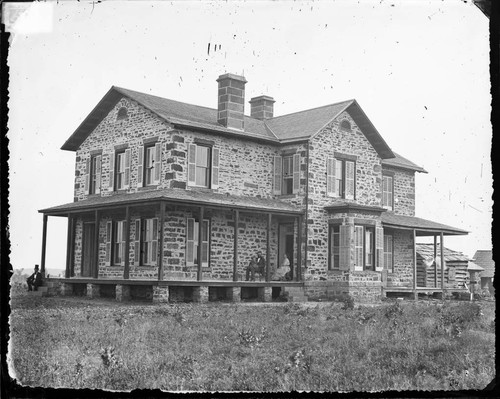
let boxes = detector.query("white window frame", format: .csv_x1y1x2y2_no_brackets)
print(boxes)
354,225,374,271
186,218,210,267
329,225,340,270
113,220,126,266
382,175,394,210
327,157,355,199
141,218,158,266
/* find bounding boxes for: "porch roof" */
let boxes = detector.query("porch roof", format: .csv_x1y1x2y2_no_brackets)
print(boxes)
381,213,469,236
38,188,304,216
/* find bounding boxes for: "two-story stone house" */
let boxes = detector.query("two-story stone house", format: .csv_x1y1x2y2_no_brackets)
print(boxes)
39,73,468,302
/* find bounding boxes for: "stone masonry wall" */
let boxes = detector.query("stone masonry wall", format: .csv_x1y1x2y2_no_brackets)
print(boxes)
382,165,416,217
74,97,308,204
305,111,383,278
386,229,414,287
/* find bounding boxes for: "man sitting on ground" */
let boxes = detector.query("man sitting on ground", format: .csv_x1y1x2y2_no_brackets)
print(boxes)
26,264,43,291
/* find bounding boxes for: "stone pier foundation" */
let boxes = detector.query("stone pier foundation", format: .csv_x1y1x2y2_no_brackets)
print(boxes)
226,287,241,302
257,286,272,302
153,286,170,303
86,284,100,299
193,286,209,303
116,285,131,302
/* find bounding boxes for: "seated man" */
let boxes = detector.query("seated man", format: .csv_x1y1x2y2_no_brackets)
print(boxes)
26,264,43,291
245,256,259,281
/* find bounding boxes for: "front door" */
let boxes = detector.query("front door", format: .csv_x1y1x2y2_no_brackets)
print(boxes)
82,222,96,277
279,223,295,280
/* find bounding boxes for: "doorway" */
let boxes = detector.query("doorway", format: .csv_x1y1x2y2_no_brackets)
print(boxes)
82,222,96,277
279,223,294,280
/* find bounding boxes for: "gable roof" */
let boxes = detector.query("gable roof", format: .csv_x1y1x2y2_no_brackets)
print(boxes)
416,243,469,263
61,86,394,159
472,250,495,278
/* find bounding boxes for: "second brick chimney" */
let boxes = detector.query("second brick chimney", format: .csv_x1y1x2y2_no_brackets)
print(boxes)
217,73,247,130
249,95,275,120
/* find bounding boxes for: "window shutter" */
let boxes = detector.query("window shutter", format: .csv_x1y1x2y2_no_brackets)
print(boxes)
95,155,102,194
273,155,282,195
339,225,351,270
188,144,197,186
121,221,127,266
124,149,131,189
375,227,384,271
292,154,300,194
388,176,393,208
151,218,158,266
105,221,112,266
345,161,355,200
186,218,195,264
211,147,220,189
84,158,90,195
153,142,162,184
137,146,144,187
326,157,336,197
354,226,364,271
108,151,115,191
134,219,141,265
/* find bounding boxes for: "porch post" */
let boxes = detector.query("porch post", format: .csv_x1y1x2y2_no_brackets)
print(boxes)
124,206,130,279
197,206,204,281
440,232,445,291
266,213,271,282
158,202,165,281
94,210,100,278
433,234,438,288
65,215,74,278
296,215,303,281
413,229,417,300
233,209,239,282
69,216,75,277
40,214,48,278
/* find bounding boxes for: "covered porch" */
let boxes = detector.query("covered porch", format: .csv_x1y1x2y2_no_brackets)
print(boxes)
381,212,469,299
38,188,305,301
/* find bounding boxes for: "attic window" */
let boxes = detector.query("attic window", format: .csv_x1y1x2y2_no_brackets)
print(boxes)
117,107,128,121
340,120,351,132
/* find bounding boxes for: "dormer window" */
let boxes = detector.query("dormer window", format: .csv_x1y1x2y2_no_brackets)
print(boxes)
340,120,351,132
117,107,128,121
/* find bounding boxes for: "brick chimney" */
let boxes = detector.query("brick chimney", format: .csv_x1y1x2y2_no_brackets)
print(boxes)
249,95,275,120
217,73,247,130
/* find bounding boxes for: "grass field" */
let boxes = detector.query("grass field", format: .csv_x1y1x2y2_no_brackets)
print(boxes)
8,293,495,392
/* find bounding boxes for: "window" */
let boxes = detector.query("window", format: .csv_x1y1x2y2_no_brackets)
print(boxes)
85,154,101,195
104,220,126,266
329,225,340,270
186,218,210,266
138,143,162,187
110,149,131,191
113,221,126,265
354,225,374,271
382,175,394,210
140,218,158,266
273,154,300,195
340,120,351,132
117,107,128,120
327,157,355,199
188,144,219,189
383,234,393,272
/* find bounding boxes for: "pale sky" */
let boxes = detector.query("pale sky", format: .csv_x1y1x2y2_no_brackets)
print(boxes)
5,0,491,271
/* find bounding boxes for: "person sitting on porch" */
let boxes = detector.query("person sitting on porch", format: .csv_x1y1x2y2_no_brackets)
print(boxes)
273,254,291,281
26,264,42,292
246,256,259,281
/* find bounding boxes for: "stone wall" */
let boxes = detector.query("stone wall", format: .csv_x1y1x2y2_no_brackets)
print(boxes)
382,165,416,217
386,229,414,288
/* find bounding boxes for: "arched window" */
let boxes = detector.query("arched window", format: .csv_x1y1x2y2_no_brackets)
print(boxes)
340,120,351,132
117,107,128,121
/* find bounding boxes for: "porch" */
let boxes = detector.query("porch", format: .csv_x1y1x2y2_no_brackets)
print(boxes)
381,212,469,300
45,277,306,303
38,188,305,289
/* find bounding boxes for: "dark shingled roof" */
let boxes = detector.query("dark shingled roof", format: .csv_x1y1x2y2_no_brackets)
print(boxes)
381,213,468,236
416,243,469,262
472,250,495,278
382,152,427,173
61,86,397,159
39,188,303,216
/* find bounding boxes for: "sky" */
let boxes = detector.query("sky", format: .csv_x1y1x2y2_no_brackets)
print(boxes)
5,0,491,272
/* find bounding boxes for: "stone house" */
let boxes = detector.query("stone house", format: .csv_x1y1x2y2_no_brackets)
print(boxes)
39,73,468,302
